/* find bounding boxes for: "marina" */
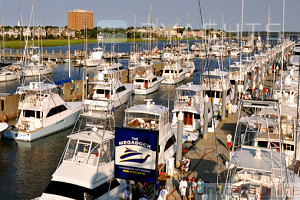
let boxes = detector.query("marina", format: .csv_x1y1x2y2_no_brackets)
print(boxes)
0,0,300,200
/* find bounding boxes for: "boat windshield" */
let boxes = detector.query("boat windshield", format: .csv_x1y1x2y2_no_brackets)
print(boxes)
125,112,162,130
63,138,114,166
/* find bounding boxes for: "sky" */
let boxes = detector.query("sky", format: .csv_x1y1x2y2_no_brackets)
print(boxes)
1,0,299,32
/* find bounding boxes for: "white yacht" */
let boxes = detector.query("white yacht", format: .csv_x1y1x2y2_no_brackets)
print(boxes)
84,69,133,111
4,82,82,142
0,66,20,82
171,83,213,142
123,99,181,165
40,122,127,200
230,47,241,57
86,47,104,67
202,69,232,105
21,62,53,77
133,69,163,95
161,59,188,85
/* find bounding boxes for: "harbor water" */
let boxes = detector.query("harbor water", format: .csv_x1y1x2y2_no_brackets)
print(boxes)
1,41,241,199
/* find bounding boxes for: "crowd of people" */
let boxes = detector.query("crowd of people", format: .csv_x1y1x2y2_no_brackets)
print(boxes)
179,177,206,200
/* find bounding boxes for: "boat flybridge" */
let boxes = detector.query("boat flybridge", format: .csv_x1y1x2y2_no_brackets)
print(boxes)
224,99,298,200
202,69,232,105
4,82,82,142
161,59,188,85
233,100,297,169
123,99,182,165
171,83,210,142
133,68,164,95
84,68,133,112
40,118,127,200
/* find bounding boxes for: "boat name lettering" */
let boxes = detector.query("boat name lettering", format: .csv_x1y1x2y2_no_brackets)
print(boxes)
119,140,151,149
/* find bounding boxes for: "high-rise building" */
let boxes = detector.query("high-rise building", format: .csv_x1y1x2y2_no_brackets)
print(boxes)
67,9,93,31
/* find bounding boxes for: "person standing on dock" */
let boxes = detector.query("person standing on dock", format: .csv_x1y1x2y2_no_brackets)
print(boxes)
179,177,188,200
227,131,232,151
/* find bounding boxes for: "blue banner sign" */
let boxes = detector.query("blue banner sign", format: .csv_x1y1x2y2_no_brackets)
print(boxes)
115,127,158,184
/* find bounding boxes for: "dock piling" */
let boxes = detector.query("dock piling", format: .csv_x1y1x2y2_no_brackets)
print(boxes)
176,111,183,168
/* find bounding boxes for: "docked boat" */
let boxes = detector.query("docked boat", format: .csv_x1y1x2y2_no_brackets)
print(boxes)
171,83,213,142
84,69,133,111
21,62,53,77
86,47,104,67
230,47,241,57
123,99,181,164
224,99,298,200
161,59,188,85
0,66,20,82
202,69,232,105
40,120,127,200
133,69,163,95
4,82,82,142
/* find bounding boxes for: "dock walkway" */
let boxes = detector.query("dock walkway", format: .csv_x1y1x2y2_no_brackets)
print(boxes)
164,112,238,200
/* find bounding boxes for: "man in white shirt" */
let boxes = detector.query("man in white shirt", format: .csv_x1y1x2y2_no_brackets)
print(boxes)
227,131,232,151
158,185,168,200
179,177,188,200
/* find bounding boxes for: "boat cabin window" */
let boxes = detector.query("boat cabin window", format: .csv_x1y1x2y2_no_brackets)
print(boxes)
164,135,176,151
283,143,294,151
205,91,220,98
165,70,170,73
46,105,67,118
194,114,200,119
116,86,126,93
118,66,124,70
257,141,268,148
135,79,144,83
152,77,157,82
23,110,36,118
179,69,183,73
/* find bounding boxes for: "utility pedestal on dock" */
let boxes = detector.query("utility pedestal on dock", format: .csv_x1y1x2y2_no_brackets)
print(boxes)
176,111,183,168
203,95,209,140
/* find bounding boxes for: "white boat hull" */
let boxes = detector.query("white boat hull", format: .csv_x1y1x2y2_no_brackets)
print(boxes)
4,109,81,142
23,68,53,77
161,73,186,85
0,74,18,82
134,82,160,95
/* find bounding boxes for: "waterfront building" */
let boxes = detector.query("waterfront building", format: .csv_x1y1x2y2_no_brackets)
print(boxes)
67,9,93,31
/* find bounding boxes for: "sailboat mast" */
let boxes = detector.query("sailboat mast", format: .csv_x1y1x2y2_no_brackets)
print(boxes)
134,14,136,52
239,0,244,81
280,0,285,92
266,4,271,45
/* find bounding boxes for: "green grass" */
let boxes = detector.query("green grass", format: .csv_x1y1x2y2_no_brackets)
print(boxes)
2,37,174,49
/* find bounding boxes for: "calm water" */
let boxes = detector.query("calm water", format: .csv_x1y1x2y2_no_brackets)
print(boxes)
0,41,241,199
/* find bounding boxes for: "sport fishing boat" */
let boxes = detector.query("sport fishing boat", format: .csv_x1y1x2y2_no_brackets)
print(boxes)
84,68,133,111
86,47,104,67
202,68,232,105
123,99,183,165
171,83,212,142
133,69,164,95
4,82,82,142
40,118,127,200
161,59,188,85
